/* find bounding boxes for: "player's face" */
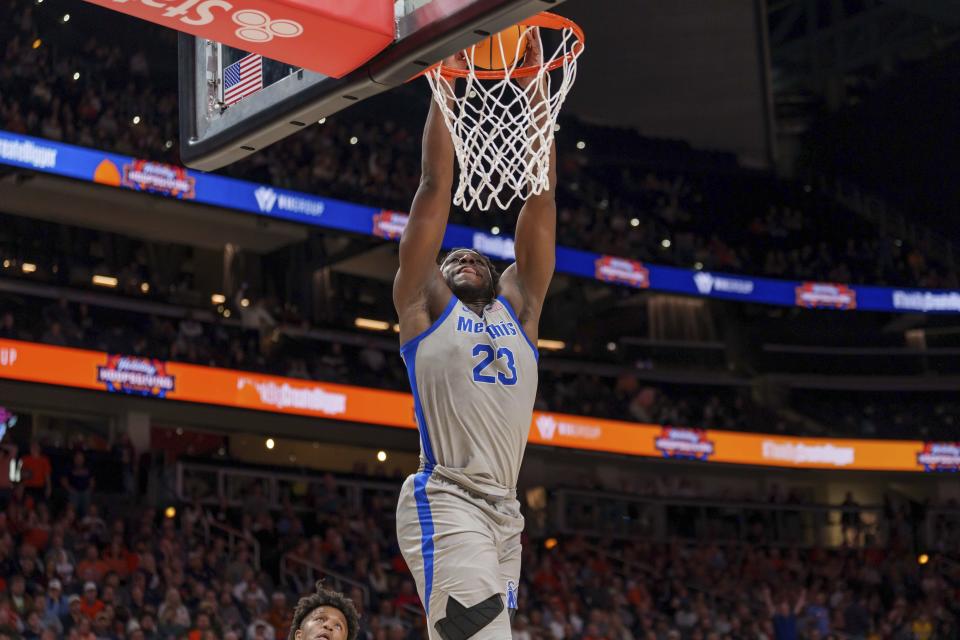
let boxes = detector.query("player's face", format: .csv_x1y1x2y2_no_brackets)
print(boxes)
296,606,348,640
441,250,491,296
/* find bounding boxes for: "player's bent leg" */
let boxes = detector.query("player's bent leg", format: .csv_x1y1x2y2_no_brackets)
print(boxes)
433,592,504,640
397,473,514,640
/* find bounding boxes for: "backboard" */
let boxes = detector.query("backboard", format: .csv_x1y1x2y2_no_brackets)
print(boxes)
179,0,564,171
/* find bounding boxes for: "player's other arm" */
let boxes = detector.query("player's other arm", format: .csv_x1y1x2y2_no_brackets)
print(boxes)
499,29,556,340
393,60,463,342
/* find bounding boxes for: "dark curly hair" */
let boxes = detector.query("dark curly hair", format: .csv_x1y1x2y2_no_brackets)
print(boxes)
439,248,501,299
288,583,360,640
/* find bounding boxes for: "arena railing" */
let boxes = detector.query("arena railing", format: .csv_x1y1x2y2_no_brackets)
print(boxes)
551,489,894,549
175,460,401,515
279,553,370,608
202,517,262,571
582,540,741,613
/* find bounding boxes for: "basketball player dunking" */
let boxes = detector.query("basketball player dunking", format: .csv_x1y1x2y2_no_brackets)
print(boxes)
394,30,554,640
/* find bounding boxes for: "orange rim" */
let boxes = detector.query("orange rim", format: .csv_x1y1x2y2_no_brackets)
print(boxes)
420,12,584,81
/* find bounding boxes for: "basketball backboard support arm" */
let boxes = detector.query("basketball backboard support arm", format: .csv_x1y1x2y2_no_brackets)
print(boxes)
179,0,565,172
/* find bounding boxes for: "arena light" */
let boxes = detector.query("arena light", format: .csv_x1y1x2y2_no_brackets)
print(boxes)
210,293,226,305
164,140,173,150
164,506,176,519
606,342,617,352
62,13,70,22
140,282,150,294
240,298,250,308
355,317,390,331
537,339,565,351
132,116,141,125
661,238,671,248
265,438,275,450
576,140,586,150
223,309,231,318
918,553,930,565
21,263,37,274
376,450,387,462
318,117,326,124
92,274,118,288
349,136,359,145
629,218,639,228
393,324,401,333
2,260,9,269
491,226,500,236
694,262,704,270
544,538,558,550
72,72,80,81
32,39,41,49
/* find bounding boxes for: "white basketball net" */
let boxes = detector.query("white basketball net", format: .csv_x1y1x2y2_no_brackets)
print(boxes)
425,23,583,212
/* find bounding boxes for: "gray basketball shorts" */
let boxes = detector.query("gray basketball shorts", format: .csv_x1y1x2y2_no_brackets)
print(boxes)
396,471,524,640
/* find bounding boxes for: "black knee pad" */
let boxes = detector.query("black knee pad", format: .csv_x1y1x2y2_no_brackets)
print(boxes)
434,594,504,640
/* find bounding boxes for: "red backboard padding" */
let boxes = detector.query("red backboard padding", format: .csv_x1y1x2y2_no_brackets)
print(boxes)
82,0,395,78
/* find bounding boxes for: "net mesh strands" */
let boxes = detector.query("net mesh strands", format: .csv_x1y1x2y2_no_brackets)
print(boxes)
424,15,583,212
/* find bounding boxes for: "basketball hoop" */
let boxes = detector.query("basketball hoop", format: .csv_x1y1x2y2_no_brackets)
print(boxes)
423,12,584,212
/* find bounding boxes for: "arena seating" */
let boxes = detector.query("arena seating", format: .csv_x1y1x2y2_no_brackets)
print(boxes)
0,0,953,290
1,448,958,639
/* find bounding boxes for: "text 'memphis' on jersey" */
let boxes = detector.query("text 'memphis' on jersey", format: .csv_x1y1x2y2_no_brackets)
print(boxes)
400,294,539,499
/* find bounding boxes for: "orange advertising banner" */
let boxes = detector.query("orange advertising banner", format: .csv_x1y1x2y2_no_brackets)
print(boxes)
0,339,956,473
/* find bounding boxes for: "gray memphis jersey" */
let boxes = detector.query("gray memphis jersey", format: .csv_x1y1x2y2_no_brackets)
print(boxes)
400,293,539,499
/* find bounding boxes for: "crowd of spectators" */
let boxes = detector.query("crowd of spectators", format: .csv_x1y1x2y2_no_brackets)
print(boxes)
1,0,955,291
0,441,958,640
791,391,960,442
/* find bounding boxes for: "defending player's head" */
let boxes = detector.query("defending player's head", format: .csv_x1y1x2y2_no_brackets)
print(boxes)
288,584,360,640
439,248,500,303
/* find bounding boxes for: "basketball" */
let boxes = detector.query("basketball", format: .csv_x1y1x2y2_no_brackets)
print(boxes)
471,25,529,70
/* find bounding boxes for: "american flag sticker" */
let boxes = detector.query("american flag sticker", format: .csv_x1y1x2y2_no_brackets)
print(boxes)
223,53,263,106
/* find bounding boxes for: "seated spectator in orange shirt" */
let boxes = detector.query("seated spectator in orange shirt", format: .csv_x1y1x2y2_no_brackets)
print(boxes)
22,505,52,552
187,610,214,640
102,536,138,579
265,592,291,640
79,582,105,620
76,544,108,584
19,441,52,502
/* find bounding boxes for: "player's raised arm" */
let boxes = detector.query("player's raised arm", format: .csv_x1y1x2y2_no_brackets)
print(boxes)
393,56,465,334
500,29,557,332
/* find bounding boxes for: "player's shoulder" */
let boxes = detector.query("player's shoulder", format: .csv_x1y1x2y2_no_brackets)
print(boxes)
496,275,535,323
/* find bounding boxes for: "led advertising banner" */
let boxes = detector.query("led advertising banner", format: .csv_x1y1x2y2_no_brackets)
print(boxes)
3,131,960,313
1,339,955,472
